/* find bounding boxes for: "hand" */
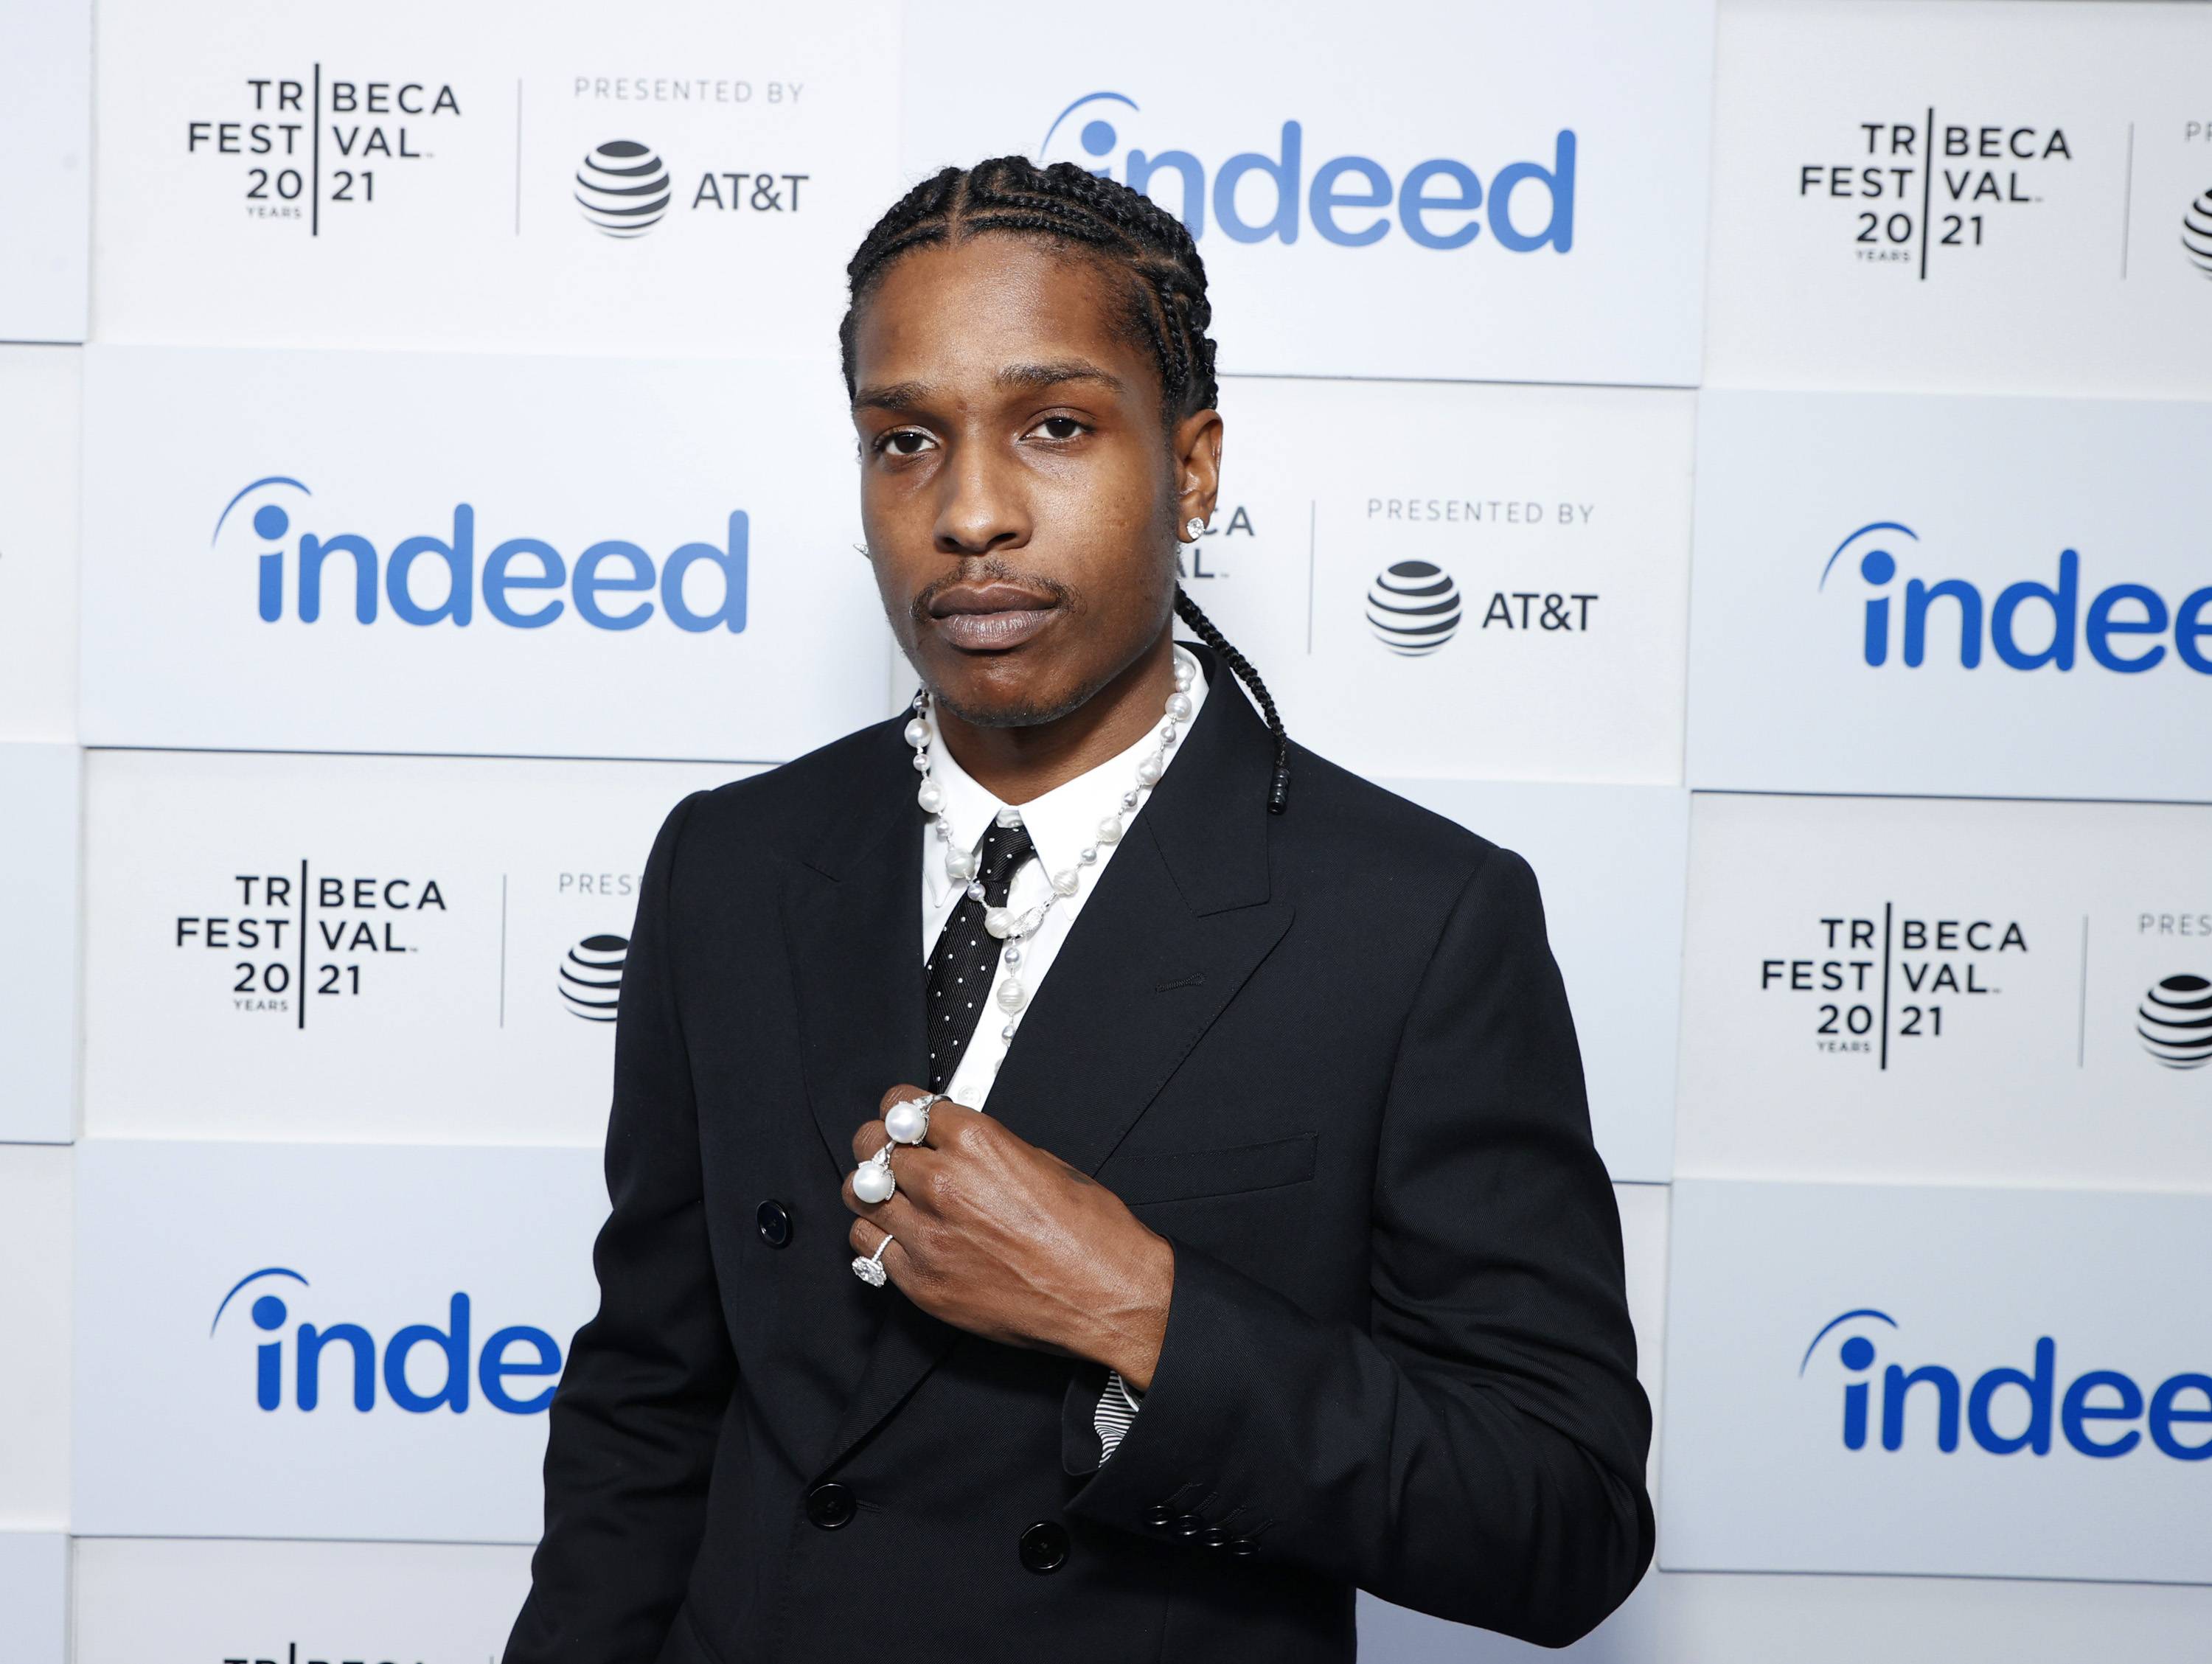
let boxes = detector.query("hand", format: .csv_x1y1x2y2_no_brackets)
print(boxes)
844,1084,1175,1390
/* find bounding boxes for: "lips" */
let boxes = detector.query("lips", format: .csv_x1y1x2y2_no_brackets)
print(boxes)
926,582,1060,652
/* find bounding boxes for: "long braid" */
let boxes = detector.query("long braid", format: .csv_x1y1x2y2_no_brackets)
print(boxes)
1175,588,1290,815
842,156,1284,811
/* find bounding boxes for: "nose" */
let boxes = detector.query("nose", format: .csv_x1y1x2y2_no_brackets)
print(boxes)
933,437,1029,560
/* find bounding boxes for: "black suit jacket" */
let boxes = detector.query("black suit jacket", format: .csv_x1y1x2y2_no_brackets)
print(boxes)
507,641,1653,1663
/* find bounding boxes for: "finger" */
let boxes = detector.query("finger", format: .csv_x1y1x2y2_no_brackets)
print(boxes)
841,1153,930,1221
879,1082,933,1119
849,1119,888,1163
847,1216,914,1289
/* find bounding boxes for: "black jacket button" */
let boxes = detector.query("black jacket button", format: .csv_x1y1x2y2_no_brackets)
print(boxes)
1201,1525,1232,1548
1230,1536,1259,1557
1144,1503,1176,1531
805,1482,856,1530
1173,1512,1206,1539
757,1200,793,1247
1018,1519,1070,1573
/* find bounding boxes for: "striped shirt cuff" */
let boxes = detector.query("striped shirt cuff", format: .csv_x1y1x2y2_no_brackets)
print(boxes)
1093,1368,1145,1461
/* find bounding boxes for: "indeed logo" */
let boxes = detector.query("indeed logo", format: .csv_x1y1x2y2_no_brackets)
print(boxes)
1039,91,1573,252
1822,521,2212,673
215,476,748,632
212,1267,563,1414
1803,1309,2212,1461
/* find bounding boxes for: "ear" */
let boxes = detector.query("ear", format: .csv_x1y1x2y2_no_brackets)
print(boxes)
1170,408,1224,535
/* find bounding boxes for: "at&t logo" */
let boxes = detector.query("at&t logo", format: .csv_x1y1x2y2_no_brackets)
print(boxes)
1040,92,1574,252
1803,1309,2212,1461
216,478,748,633
1822,521,2212,674
212,1268,563,1414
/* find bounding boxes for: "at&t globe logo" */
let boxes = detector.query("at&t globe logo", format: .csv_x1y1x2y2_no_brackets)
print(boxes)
2138,973,2212,1070
1366,561,1462,655
575,139,672,237
2183,186,2212,281
560,933,628,1023
1039,91,1574,253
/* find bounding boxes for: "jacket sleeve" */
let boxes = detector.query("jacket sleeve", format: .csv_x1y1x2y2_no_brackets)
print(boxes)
1064,845,1654,1648
506,790,738,1663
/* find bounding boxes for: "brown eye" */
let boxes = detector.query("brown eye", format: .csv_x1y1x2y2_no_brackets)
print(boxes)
877,428,934,456
1034,416,1085,441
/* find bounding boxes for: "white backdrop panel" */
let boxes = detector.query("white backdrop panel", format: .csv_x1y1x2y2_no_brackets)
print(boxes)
92,0,902,357
902,0,1713,387
0,347,81,740
0,1534,66,1664
83,750,754,1144
1707,0,2212,397
1364,1565,2212,1663
79,345,890,758
1183,377,1693,783
0,1148,72,1529
0,0,88,343
0,746,80,1144
1662,1178,2212,1584
73,1140,606,1541
1383,782,1687,1182
1687,389,2212,800
74,1538,533,1664
1677,793,2212,1188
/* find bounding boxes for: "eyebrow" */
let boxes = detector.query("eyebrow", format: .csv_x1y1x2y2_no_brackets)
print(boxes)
850,358,1129,414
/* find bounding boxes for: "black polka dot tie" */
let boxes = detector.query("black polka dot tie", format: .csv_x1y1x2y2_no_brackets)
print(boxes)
924,818,1034,1093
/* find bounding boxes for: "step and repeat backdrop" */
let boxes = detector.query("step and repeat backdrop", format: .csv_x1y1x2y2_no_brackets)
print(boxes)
3,0,2210,1658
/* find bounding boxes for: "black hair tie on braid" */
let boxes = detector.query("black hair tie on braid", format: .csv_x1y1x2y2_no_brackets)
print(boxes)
840,155,1287,812
1175,587,1290,815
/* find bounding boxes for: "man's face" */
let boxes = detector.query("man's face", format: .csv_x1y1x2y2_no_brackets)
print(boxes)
849,235,1189,728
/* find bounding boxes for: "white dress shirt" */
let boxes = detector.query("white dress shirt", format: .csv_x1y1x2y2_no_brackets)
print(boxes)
917,641,1209,1462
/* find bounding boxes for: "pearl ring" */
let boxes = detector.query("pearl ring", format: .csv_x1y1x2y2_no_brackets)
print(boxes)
853,1143,897,1204
885,1093,938,1146
851,1230,896,1287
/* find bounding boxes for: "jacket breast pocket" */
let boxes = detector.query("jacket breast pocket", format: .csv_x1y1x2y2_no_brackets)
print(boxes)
1103,1132,1318,1205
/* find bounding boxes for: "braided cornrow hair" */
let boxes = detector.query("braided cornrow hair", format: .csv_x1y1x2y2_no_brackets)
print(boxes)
840,155,1291,813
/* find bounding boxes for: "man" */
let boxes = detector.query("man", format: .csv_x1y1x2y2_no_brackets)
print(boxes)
507,155,1652,1664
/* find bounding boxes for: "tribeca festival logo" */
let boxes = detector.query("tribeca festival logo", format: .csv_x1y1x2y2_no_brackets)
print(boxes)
184,70,465,230
1801,1309,2212,1461
211,1268,563,1415
215,478,748,633
1795,114,2073,276
173,863,450,1027
1038,91,1574,251
1758,905,2027,1065
1820,521,2212,675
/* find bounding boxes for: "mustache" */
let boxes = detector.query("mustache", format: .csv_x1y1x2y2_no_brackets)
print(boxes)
907,559,1081,627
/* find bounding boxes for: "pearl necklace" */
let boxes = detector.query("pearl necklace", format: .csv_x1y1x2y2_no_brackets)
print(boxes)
907,650,1198,1055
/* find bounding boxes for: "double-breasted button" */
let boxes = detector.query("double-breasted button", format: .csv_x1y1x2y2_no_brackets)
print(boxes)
1018,1519,1070,1573
805,1482,857,1530
756,1200,793,1248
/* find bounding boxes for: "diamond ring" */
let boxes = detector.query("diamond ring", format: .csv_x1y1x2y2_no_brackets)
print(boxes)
851,1231,896,1287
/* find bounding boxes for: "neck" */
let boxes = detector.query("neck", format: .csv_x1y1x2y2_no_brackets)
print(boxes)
933,628,1178,805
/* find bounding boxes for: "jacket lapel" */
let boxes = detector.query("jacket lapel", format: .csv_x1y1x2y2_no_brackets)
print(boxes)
786,726,930,1188
805,650,1295,1477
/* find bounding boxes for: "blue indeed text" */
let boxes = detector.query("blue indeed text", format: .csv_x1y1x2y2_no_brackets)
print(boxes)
1805,1309,2212,1460
1824,521,2212,672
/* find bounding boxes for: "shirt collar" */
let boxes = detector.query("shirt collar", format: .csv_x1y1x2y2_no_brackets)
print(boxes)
924,642,1210,908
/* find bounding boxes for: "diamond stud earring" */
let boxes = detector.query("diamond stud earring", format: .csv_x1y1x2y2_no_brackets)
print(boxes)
1184,517,1206,540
